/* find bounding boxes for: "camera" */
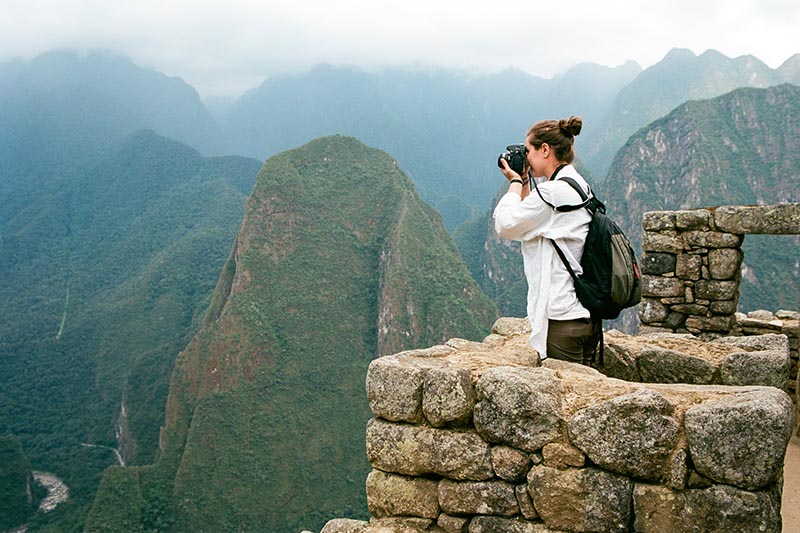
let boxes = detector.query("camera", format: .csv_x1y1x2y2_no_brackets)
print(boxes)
497,144,528,174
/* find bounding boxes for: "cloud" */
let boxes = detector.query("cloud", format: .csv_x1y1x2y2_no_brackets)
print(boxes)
0,0,797,99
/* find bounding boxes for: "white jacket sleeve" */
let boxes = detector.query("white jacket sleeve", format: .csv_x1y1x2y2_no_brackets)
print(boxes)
493,191,551,241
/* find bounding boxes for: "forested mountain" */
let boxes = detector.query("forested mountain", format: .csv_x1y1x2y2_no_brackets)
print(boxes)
0,131,260,531
582,48,800,177
85,136,499,533
221,62,640,229
602,83,800,312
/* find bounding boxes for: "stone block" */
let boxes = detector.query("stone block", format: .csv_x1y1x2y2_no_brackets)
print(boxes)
675,209,712,230
528,465,632,533
423,366,475,427
682,231,742,249
633,483,781,533
567,389,679,481
709,300,737,315
366,470,439,519
514,484,538,520
643,233,682,253
684,388,794,489
637,347,716,384
366,356,425,422
667,449,688,489
693,280,739,301
437,514,468,533
638,298,669,323
320,518,369,533
467,516,541,533
601,343,640,382
541,442,586,470
641,276,684,298
366,418,493,480
675,254,702,280
714,333,790,354
708,248,742,280
490,446,531,482
670,304,708,316
641,252,676,275
685,315,735,333
719,350,790,390
714,204,800,234
438,479,518,517
474,367,565,453
663,312,688,330
642,211,676,231
491,317,531,336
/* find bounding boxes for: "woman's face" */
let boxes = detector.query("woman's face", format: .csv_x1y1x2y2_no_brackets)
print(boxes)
524,138,547,178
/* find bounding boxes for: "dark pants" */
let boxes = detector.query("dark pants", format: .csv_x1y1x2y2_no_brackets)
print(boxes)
547,318,600,366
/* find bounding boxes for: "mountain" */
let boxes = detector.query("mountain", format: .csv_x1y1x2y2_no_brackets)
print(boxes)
0,50,225,200
85,136,499,533
0,131,261,531
777,53,800,85
221,62,640,229
582,48,797,178
602,83,800,311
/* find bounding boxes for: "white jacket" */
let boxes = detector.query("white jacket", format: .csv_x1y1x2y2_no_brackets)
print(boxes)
493,164,592,357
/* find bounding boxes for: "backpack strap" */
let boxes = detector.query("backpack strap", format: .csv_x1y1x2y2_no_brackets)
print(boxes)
531,174,592,212
550,239,578,283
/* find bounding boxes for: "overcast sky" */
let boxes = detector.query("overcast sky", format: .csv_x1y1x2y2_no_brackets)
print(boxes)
1,0,798,100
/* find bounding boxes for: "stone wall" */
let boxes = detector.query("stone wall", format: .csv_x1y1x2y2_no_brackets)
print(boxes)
315,318,795,533
637,203,800,432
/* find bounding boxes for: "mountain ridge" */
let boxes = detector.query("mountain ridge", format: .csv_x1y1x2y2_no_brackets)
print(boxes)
85,135,499,532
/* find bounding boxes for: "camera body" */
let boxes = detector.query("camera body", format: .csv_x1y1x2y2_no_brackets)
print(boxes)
497,144,528,175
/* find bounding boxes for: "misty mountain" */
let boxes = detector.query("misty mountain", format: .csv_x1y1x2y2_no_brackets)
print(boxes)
0,50,224,192
220,62,640,229
602,83,800,311
582,48,800,178
85,136,499,533
0,130,260,530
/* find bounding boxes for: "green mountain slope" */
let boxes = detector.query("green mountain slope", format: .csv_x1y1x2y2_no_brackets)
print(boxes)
602,84,800,312
0,131,260,531
86,136,499,533
582,48,796,178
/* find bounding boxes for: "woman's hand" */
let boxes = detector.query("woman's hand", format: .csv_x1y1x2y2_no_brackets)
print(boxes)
498,158,522,182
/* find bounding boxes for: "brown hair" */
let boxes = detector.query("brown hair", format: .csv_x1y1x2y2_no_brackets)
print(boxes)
527,115,583,163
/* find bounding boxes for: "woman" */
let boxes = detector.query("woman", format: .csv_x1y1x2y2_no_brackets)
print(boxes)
493,116,598,364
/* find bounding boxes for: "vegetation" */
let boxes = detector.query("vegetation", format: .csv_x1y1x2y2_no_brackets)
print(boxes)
0,435,38,530
0,130,260,531
87,135,499,533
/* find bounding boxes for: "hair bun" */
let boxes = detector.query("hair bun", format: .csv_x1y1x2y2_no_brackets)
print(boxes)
559,116,583,137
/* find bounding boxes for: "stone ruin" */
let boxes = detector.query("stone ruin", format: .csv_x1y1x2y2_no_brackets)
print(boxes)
312,204,799,533
316,318,793,533
637,204,799,421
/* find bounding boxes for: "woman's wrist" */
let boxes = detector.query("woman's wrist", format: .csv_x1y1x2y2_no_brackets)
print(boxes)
510,178,523,185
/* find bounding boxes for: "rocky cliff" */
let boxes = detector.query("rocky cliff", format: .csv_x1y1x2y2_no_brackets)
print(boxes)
85,136,499,533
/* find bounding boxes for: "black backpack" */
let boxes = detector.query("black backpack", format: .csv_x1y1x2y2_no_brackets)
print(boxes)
550,177,642,319
533,175,642,361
